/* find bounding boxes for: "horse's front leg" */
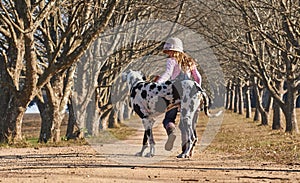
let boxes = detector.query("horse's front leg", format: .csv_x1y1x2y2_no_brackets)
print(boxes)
142,118,155,157
135,130,148,156
145,128,155,157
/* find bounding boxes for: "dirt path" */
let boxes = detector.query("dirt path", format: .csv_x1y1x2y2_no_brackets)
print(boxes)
1,114,300,182
0,145,299,183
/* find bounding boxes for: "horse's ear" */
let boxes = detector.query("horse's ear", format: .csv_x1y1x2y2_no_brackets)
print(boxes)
121,71,127,82
140,71,147,81
142,75,147,81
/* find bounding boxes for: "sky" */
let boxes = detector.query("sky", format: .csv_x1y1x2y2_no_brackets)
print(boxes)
26,104,40,114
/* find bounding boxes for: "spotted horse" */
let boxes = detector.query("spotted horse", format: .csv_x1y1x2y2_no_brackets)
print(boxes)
122,70,221,158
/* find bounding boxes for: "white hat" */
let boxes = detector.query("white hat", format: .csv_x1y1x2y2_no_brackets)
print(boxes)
163,37,183,53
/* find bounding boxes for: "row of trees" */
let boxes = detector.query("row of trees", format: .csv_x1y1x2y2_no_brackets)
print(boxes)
0,0,215,143
0,0,121,143
209,0,300,133
0,0,299,144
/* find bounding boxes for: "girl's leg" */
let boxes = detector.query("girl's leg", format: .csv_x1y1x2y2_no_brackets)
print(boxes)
162,108,178,151
162,108,178,130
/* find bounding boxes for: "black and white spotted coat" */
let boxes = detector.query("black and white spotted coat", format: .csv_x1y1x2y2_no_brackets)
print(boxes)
122,70,206,158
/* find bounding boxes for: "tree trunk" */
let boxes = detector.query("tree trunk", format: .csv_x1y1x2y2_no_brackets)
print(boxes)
284,107,298,133
272,100,282,130
6,98,26,143
233,84,238,113
261,90,273,126
258,93,269,125
108,108,119,128
99,105,113,130
37,92,64,143
244,81,252,118
272,80,283,130
283,87,299,133
86,95,101,136
37,99,53,143
213,85,226,108
116,101,125,124
225,80,231,109
253,78,269,125
253,107,261,122
52,100,63,142
0,96,34,144
66,96,82,140
260,110,269,126
0,93,29,143
237,79,244,115
0,90,10,142
228,81,234,110
123,99,132,120
264,90,273,113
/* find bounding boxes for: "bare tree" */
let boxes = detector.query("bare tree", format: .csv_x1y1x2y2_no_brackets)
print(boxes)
0,0,120,143
236,0,300,132
198,0,299,133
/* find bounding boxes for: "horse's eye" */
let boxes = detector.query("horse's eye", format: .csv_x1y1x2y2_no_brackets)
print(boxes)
142,76,146,80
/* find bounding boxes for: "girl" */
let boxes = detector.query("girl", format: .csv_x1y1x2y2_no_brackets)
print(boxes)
156,37,202,151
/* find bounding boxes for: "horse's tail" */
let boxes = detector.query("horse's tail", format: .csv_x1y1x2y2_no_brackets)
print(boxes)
202,92,222,118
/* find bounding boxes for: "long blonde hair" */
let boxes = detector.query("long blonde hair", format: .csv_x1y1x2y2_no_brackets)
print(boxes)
170,51,197,72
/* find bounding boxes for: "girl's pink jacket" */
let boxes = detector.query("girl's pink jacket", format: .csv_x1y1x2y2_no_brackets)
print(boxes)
157,58,202,85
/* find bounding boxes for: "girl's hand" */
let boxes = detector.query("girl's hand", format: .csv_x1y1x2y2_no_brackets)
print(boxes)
153,75,160,82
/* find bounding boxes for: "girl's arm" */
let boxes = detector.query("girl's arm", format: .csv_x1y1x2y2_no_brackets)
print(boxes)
157,58,176,83
191,66,202,86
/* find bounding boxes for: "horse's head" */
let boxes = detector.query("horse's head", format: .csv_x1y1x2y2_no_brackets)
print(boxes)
122,69,146,89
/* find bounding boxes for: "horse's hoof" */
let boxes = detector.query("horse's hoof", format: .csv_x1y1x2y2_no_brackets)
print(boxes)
189,150,194,157
145,153,154,157
189,146,195,157
135,152,143,157
177,153,189,158
176,153,185,158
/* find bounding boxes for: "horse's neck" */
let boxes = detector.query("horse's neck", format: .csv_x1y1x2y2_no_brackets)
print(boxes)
130,78,143,87
135,77,144,83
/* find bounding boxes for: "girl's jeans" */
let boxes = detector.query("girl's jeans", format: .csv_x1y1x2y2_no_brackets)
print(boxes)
162,108,178,130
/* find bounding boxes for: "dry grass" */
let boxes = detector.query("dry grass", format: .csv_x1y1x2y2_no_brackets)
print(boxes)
19,114,137,148
207,109,300,165
4,114,87,148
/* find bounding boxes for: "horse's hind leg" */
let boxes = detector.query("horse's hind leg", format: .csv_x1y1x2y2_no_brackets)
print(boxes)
189,109,200,157
182,130,195,158
177,117,195,158
177,118,188,158
178,108,199,158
